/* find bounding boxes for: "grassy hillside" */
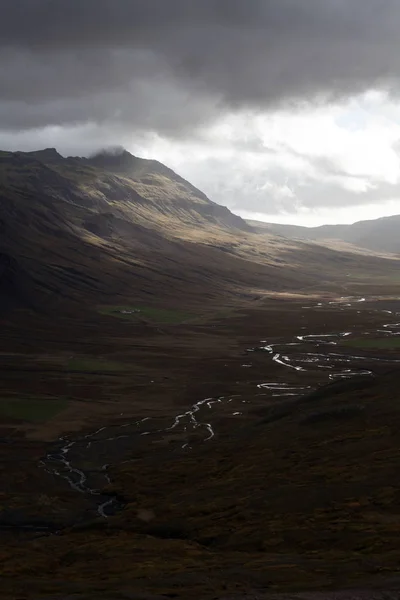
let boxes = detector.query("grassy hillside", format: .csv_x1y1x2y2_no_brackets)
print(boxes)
0,148,296,311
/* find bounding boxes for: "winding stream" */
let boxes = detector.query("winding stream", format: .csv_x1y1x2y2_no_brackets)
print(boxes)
40,296,400,519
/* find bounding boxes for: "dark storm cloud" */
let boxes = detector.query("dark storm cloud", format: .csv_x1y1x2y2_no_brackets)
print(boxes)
1,1,400,134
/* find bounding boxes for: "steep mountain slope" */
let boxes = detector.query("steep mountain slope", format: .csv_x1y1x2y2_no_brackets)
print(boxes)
249,214,400,255
0,147,266,310
1,147,400,315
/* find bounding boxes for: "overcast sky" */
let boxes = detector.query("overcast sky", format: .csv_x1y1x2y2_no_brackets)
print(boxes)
2,1,400,225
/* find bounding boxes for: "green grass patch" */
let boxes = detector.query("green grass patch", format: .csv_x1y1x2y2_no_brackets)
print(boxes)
98,305,194,324
0,396,68,423
341,337,400,349
66,357,127,372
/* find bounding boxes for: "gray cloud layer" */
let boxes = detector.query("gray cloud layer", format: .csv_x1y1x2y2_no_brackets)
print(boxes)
1,1,400,134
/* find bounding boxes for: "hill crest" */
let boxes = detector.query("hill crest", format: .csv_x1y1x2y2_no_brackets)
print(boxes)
249,213,400,255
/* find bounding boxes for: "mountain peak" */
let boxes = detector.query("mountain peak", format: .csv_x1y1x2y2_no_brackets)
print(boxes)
26,148,63,161
90,145,130,158
86,147,138,172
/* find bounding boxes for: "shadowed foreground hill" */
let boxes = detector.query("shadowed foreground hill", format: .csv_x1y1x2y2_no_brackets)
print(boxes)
3,369,400,598
109,369,400,568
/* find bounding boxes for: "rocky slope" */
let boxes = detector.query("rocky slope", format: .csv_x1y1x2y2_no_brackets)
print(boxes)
0,147,263,310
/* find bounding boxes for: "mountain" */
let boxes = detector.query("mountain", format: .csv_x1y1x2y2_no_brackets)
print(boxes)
0,147,260,311
248,214,400,255
3,148,400,599
1,147,400,317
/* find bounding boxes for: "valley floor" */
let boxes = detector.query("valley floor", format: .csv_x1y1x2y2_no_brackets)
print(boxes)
1,291,400,599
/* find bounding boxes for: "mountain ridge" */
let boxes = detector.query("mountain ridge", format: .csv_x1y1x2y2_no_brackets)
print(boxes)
0,147,285,311
248,213,400,255
1,147,400,314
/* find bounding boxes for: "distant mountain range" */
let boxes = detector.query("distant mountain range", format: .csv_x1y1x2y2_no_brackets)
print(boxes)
248,214,400,255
